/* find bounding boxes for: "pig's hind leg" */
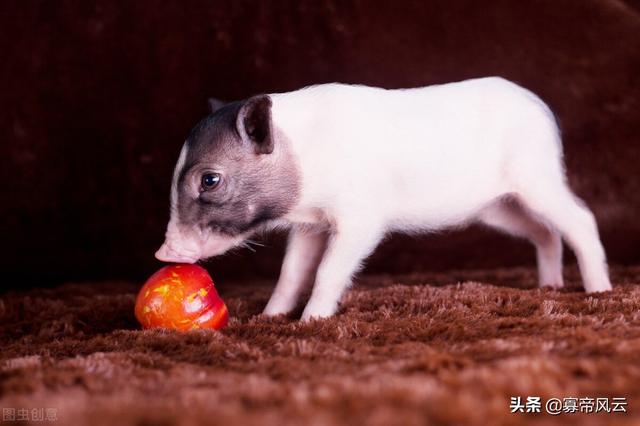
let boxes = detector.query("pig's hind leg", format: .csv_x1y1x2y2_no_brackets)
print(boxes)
507,131,612,294
478,198,564,289
515,184,611,293
504,107,611,293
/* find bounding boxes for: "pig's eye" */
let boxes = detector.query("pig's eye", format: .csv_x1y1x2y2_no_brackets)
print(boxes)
200,173,221,191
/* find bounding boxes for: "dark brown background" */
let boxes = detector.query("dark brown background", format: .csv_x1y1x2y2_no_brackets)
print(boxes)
1,0,639,288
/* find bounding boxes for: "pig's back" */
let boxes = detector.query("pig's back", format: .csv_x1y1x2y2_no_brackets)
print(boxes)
270,78,558,225
271,77,551,162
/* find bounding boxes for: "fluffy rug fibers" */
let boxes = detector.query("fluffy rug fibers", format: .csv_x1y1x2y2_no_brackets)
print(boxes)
2,266,640,426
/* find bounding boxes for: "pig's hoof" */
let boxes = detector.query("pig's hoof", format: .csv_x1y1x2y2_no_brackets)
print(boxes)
300,303,336,321
262,306,293,317
585,281,613,293
540,281,564,290
263,297,296,317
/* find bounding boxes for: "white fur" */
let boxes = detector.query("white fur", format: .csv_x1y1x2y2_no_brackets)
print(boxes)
266,77,611,320
159,77,612,320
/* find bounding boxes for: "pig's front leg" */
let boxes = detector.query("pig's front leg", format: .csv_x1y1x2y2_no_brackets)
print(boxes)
301,222,383,320
263,227,329,316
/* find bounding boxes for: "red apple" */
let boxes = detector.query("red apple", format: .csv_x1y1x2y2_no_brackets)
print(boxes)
135,264,228,331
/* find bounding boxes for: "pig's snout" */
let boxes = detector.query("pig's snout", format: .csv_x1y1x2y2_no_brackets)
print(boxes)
155,241,200,264
155,228,244,263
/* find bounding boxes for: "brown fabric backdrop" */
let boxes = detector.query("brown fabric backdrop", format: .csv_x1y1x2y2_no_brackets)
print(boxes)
1,0,639,287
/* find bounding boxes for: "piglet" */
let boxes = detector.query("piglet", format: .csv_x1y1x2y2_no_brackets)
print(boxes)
156,77,611,320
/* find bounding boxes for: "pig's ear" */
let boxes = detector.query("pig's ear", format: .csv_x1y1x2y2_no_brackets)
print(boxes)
236,95,273,155
208,97,226,114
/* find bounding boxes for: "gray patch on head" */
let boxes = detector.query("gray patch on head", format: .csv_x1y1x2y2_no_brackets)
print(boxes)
175,95,300,236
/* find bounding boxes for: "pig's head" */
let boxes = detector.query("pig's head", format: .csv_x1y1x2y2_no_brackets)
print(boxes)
155,95,300,263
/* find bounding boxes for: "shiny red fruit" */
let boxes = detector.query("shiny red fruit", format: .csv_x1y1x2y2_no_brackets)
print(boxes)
135,264,228,331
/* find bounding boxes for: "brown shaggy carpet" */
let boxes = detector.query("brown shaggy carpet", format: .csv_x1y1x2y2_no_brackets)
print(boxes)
2,266,640,426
